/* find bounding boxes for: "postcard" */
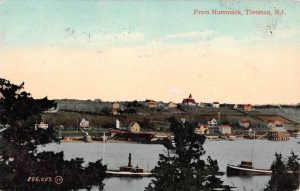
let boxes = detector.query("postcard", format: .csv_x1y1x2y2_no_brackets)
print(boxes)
0,0,299,191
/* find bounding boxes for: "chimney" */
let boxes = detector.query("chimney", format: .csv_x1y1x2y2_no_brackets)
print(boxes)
128,153,132,167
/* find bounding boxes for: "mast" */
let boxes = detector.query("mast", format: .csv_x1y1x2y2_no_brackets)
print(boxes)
102,132,106,164
251,131,255,162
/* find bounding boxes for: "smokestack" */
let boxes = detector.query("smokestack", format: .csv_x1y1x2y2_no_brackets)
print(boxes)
128,153,132,167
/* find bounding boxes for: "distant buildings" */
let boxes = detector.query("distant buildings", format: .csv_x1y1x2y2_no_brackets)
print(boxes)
182,93,196,106
219,125,232,135
268,126,290,141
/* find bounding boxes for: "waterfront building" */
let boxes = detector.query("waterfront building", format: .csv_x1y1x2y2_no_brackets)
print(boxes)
34,121,48,130
207,118,219,134
129,122,140,133
219,125,232,135
195,124,209,135
182,93,196,106
268,126,290,141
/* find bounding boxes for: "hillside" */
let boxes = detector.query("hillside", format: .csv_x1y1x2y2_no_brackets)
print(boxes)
43,99,299,133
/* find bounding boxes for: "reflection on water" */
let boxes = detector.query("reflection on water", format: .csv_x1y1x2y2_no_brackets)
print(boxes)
39,138,300,191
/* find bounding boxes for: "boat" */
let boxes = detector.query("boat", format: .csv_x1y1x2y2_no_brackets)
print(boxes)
227,161,272,176
226,131,272,176
106,153,153,177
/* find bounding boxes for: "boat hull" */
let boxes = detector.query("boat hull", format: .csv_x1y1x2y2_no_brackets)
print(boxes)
106,170,153,177
227,165,272,176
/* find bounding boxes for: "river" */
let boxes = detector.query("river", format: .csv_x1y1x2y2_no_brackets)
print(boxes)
38,138,300,191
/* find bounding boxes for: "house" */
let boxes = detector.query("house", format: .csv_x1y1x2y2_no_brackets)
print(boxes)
146,100,157,108
212,102,220,108
198,102,206,108
34,121,48,130
208,118,218,126
207,118,219,134
157,101,166,108
239,118,251,128
129,122,140,133
268,126,290,141
219,125,232,135
79,118,90,129
233,104,239,109
168,101,177,108
195,124,209,135
243,104,253,112
182,93,196,106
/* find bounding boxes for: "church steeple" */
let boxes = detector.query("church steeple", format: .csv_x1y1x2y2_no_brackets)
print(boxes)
189,93,192,99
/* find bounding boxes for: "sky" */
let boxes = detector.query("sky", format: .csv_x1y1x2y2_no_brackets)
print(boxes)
0,0,300,104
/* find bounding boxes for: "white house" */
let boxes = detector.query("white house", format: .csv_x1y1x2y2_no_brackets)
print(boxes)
212,102,220,108
79,118,90,128
208,118,218,126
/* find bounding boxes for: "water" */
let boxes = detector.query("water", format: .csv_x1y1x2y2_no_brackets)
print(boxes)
38,138,300,191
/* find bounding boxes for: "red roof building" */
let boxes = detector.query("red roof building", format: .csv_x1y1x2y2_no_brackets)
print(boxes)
182,93,196,106
219,125,232,135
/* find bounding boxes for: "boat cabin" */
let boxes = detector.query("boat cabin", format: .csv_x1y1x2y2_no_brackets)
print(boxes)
240,161,253,169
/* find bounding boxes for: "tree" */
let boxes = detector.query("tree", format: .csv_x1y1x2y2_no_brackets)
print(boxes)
0,78,106,190
146,117,228,191
265,152,299,191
